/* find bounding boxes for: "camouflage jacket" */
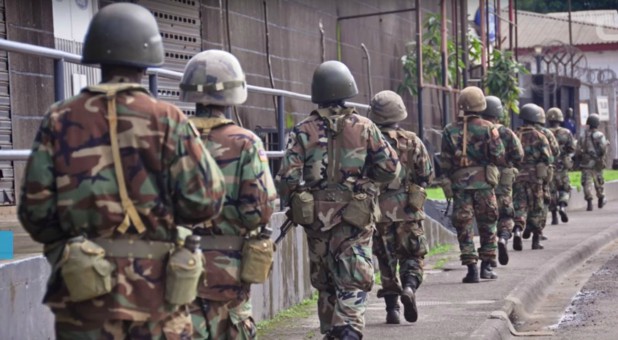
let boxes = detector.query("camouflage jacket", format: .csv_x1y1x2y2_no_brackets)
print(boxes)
549,126,575,169
536,125,560,160
378,127,433,222
576,128,608,169
18,83,225,321
440,115,506,190
496,123,524,169
516,125,552,181
276,106,399,229
190,108,277,301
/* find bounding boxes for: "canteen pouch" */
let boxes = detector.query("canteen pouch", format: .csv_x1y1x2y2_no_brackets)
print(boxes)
407,184,427,212
241,238,275,284
290,191,315,226
165,247,203,305
61,238,114,302
342,193,376,229
563,156,574,170
485,164,500,187
499,168,518,186
536,163,549,181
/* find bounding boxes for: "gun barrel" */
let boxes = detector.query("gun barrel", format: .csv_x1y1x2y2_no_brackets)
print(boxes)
275,219,294,244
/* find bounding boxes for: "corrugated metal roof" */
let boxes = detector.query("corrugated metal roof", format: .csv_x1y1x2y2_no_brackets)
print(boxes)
500,10,618,48
547,10,618,28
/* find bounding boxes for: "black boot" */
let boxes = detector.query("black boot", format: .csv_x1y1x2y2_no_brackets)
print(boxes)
587,199,593,211
522,226,532,239
498,232,509,265
532,232,544,250
598,196,607,209
480,260,498,279
558,204,569,223
330,326,362,340
384,295,401,324
462,263,479,283
400,277,418,322
551,210,559,225
513,226,523,251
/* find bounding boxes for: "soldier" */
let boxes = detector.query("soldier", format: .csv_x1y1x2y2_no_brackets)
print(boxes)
440,86,506,283
512,104,553,251
576,113,609,211
546,108,576,224
276,61,399,340
479,96,523,266
368,91,433,324
18,3,226,339
179,50,278,339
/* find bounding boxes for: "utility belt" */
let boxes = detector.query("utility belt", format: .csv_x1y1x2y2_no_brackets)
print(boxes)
451,165,499,188
379,184,426,212
199,235,244,251
59,235,203,306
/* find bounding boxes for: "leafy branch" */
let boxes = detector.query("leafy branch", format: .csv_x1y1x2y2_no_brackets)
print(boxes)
484,49,528,125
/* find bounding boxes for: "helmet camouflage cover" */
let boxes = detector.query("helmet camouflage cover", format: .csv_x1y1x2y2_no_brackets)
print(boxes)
179,50,248,106
458,86,487,113
368,90,407,125
546,107,564,122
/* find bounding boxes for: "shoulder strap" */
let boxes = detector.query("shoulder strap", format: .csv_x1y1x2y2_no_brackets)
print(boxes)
189,116,234,136
89,83,147,234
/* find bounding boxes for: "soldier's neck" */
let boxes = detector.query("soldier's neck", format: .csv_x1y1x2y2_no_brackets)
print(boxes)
101,66,145,84
196,104,227,118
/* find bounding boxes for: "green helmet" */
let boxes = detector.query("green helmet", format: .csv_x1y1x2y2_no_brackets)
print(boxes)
82,3,164,68
587,113,600,128
519,103,543,124
311,61,358,104
481,96,503,119
368,90,407,125
458,86,486,113
538,106,546,124
179,50,247,106
546,107,564,123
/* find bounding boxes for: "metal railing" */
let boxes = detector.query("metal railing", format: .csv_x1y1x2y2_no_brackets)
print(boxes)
0,39,370,161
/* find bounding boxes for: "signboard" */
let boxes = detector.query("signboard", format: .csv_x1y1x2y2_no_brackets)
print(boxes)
596,96,610,121
579,102,589,126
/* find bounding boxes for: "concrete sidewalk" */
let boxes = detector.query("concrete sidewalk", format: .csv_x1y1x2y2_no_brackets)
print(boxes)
261,199,618,340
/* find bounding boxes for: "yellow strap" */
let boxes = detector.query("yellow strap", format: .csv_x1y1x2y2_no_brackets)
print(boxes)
96,85,147,234
189,116,234,135
460,116,470,167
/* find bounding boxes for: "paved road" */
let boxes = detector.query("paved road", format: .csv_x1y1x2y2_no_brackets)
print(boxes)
261,200,618,340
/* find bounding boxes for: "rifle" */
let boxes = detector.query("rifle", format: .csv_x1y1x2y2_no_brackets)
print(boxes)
275,217,295,245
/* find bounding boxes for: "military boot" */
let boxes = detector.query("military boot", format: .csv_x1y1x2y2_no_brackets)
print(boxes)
599,196,607,209
513,226,523,251
400,277,418,323
587,199,593,211
480,260,498,279
551,210,559,225
532,232,544,250
498,231,510,265
522,226,532,239
462,263,479,283
558,203,569,223
384,295,401,324
330,326,362,340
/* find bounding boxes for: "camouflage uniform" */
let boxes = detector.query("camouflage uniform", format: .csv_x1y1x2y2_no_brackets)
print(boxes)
441,88,506,284
535,124,559,230
277,102,399,336
494,124,524,238
548,126,575,211
577,121,609,205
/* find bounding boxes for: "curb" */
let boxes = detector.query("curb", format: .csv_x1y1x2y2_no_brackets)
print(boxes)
469,221,618,339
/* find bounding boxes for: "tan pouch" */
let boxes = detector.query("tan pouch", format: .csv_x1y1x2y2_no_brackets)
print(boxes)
547,166,555,183
485,164,500,187
536,163,549,181
342,193,374,229
61,238,114,302
440,177,454,199
165,247,203,305
241,238,274,284
499,168,518,186
563,156,574,170
407,184,427,212
290,191,315,226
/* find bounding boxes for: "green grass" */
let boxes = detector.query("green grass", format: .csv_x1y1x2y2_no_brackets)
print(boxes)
426,243,452,257
426,187,446,200
568,169,618,190
257,291,318,338
433,258,448,269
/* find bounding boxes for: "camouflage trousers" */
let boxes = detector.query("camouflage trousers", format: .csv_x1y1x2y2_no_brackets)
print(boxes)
549,169,571,211
451,189,498,265
55,307,192,340
306,223,374,335
189,297,256,340
373,220,428,297
513,180,545,233
582,168,605,200
495,183,515,237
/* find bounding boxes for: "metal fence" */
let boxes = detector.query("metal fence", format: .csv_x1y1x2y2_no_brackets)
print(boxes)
0,38,370,161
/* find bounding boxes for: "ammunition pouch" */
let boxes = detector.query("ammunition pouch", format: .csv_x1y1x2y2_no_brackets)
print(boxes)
165,246,204,305
595,158,607,171
536,163,549,181
290,191,315,226
563,156,574,171
241,237,275,284
485,164,500,187
60,237,114,302
499,167,519,187
407,183,427,212
342,192,379,229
